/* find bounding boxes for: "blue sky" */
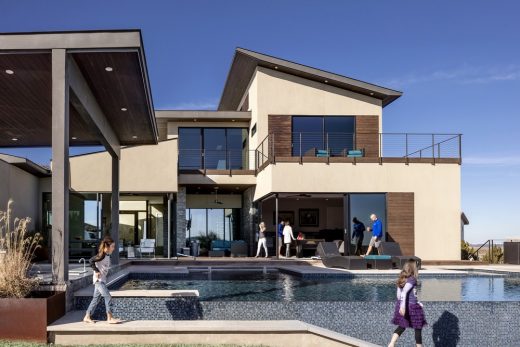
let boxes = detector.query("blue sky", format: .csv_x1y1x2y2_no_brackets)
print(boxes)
1,0,519,243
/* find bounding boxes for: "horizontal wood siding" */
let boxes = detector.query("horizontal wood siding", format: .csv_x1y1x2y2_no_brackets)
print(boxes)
268,115,292,157
386,193,415,256
356,116,379,158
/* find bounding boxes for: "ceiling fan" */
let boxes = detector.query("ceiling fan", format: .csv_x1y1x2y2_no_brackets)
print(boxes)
213,187,224,205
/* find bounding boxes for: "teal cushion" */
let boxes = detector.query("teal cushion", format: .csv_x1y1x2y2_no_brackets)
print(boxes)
364,255,392,260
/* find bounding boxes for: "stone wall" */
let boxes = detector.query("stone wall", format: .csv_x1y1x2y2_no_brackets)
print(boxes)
176,187,186,253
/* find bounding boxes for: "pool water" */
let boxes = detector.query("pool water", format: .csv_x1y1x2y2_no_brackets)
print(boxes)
117,270,520,302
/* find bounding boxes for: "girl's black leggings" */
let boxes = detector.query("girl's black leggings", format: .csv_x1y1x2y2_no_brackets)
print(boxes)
394,326,422,344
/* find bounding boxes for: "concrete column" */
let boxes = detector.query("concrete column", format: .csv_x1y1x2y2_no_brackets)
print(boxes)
176,187,186,255
51,49,69,284
111,155,120,265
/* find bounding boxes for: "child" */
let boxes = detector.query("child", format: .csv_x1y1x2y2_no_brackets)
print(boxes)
388,259,426,347
83,236,121,324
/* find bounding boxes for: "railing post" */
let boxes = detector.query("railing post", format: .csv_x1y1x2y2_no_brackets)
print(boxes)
438,143,441,158
458,134,462,165
405,133,409,165
379,133,382,164
203,149,206,175
299,132,302,164
271,132,275,164
353,132,356,156
432,134,435,165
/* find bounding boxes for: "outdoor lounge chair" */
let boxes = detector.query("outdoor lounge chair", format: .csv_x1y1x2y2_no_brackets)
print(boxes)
363,255,393,269
317,242,366,270
379,241,422,269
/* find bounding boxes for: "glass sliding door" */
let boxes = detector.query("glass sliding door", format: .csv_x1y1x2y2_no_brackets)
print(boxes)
179,128,202,169
204,128,227,169
227,128,248,169
349,193,386,246
179,127,249,170
292,116,355,156
325,117,355,156
292,116,323,156
186,208,241,241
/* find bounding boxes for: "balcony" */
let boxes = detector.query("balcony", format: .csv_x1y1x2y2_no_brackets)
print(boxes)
255,132,462,171
178,149,256,175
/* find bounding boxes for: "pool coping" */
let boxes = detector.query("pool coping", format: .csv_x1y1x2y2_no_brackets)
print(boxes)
48,311,380,347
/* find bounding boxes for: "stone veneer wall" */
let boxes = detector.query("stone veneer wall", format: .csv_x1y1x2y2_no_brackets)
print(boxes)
176,187,186,253
241,187,256,256
75,298,520,346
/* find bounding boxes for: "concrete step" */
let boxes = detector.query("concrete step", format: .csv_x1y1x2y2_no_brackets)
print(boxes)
48,311,379,347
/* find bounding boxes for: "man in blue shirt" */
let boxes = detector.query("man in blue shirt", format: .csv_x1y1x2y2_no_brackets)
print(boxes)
277,220,285,256
364,214,382,256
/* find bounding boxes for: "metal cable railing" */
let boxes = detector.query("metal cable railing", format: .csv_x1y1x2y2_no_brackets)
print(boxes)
255,132,462,162
178,149,255,170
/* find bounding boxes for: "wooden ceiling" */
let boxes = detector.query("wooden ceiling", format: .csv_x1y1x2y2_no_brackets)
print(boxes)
0,51,156,147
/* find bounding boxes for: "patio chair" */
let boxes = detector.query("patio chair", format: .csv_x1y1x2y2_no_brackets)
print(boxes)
138,239,156,258
317,242,366,270
379,241,422,269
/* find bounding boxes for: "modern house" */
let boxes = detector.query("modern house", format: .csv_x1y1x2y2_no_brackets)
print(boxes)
0,30,462,278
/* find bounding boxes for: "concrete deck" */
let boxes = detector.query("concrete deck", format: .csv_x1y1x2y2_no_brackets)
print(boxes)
48,311,380,347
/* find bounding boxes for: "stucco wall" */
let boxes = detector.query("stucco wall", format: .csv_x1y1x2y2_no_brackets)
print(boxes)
0,159,40,230
69,139,178,193
254,162,461,260
250,67,383,148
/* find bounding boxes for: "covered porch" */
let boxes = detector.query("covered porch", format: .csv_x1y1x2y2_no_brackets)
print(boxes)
0,30,157,284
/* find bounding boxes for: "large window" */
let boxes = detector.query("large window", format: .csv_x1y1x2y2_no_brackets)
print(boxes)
179,128,248,170
292,116,355,156
186,208,240,242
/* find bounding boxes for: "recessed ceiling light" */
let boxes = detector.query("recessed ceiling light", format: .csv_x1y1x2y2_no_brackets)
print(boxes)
193,119,197,122
105,67,113,72
11,138,18,141
235,187,240,190
197,187,201,189
132,135,138,139
274,66,278,70
324,80,328,83
370,92,374,96
5,69,14,75
71,137,77,140
121,107,127,112
232,119,235,122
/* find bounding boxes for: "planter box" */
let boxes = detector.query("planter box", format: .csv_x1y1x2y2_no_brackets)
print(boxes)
0,291,65,342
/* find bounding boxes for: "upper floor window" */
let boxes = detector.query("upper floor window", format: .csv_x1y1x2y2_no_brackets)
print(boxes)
291,116,355,156
179,127,248,170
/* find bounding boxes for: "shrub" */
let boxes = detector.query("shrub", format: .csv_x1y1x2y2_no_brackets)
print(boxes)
461,241,476,260
482,245,504,264
0,200,42,298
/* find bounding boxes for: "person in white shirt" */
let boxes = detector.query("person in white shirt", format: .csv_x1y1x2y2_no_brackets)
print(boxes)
282,220,296,258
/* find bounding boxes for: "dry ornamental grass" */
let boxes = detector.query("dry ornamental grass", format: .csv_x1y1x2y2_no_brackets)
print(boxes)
0,199,42,298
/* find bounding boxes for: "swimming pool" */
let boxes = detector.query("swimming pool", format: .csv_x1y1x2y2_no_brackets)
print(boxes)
76,267,520,346
113,269,520,302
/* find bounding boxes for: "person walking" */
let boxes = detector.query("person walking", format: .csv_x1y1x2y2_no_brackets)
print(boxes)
83,236,122,324
388,259,426,347
364,213,382,256
277,220,285,257
352,217,365,256
282,219,296,258
255,221,268,258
